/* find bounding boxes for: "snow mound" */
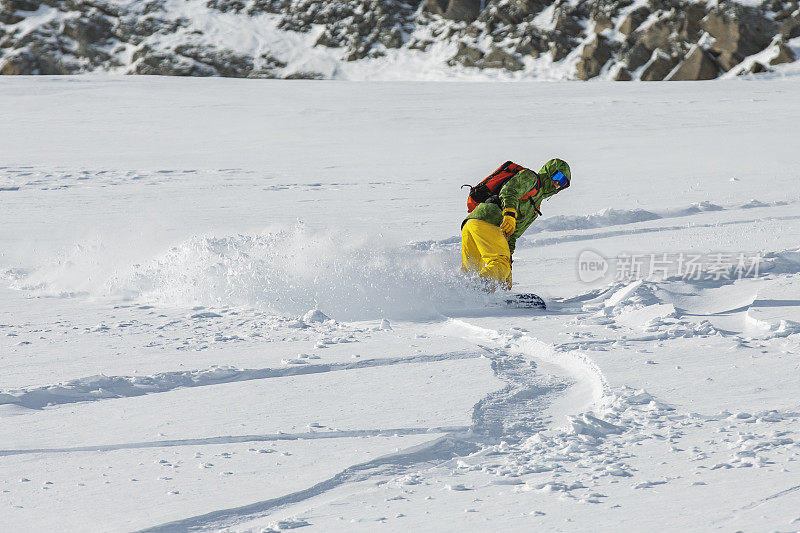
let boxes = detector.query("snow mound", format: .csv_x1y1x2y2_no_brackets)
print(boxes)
760,249,800,275
530,202,727,234
302,309,330,323
532,208,662,232
568,413,626,437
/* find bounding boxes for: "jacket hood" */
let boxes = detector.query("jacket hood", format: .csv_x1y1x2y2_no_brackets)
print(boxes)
538,158,571,192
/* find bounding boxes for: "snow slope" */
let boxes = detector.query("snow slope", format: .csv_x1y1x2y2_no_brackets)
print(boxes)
2,76,800,531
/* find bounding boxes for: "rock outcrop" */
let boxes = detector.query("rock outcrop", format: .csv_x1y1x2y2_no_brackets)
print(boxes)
703,5,777,70
641,49,679,81
424,0,482,22
1,0,798,80
667,46,720,81
576,35,613,80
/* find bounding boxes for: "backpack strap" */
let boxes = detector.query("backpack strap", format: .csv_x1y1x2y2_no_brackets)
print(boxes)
531,173,542,215
518,172,542,216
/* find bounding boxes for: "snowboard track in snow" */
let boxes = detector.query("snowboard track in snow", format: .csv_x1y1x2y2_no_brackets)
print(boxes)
739,483,800,512
0,350,481,410
135,435,479,533
470,344,572,443
1,322,590,533
135,322,594,532
0,426,471,457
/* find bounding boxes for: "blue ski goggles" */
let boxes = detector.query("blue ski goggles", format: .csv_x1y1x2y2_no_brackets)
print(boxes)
550,170,569,188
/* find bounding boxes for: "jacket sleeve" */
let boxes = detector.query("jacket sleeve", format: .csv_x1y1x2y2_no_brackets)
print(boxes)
499,169,539,213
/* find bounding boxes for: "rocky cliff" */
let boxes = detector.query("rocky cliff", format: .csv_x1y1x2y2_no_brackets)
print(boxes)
1,0,798,79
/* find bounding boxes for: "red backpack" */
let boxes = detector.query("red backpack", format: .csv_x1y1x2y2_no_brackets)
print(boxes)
463,161,541,213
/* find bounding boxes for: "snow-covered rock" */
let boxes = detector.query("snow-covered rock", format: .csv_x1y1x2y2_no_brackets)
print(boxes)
1,0,799,79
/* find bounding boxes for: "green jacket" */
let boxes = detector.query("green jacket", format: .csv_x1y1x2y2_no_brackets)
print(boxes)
463,158,571,255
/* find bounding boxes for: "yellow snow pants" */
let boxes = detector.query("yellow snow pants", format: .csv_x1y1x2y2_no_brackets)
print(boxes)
460,219,512,291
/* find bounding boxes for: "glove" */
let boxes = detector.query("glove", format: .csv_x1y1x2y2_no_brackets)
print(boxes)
500,208,517,237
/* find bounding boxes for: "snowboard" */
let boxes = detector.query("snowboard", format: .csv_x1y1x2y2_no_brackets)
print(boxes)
505,293,546,310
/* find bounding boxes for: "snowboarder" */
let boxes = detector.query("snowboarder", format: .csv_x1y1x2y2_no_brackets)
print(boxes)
461,158,571,291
